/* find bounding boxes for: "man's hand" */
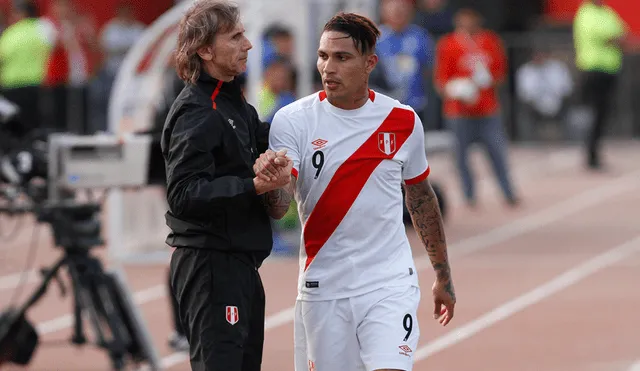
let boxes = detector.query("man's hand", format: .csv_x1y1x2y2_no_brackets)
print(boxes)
432,273,456,326
253,157,293,195
254,149,289,182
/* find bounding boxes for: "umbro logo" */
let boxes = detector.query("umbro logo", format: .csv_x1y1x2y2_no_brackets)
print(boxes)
398,345,412,357
311,138,328,150
399,345,412,353
228,118,236,129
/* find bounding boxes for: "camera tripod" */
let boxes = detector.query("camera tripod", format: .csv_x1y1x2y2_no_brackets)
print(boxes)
0,202,161,370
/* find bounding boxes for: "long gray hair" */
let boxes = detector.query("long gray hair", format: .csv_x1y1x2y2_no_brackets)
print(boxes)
175,0,240,84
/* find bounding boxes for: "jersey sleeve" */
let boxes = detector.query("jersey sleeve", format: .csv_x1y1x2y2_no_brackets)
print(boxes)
402,112,430,184
268,109,301,178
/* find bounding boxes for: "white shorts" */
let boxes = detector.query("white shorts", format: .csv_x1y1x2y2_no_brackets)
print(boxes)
294,285,420,371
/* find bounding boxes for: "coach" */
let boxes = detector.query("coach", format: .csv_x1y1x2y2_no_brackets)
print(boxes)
161,1,294,370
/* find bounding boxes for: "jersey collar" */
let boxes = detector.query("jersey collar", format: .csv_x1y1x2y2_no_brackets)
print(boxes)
318,89,375,103
319,89,376,117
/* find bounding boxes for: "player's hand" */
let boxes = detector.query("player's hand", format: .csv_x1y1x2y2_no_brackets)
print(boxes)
253,159,293,195
432,277,456,326
276,157,294,186
253,149,288,182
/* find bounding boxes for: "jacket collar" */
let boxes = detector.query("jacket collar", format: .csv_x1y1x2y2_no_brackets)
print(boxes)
196,71,244,102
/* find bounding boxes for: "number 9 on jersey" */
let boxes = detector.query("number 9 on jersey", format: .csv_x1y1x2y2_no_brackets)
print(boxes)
312,150,324,179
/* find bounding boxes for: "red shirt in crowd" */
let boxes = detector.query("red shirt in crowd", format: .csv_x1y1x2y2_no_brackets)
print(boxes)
434,30,507,118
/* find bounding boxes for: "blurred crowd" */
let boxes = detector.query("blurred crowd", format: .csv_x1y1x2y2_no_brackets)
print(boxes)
254,0,580,138
0,0,145,136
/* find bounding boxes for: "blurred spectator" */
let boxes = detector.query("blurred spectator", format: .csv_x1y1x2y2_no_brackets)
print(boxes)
573,0,627,170
0,1,51,135
257,56,295,123
40,0,97,133
376,0,435,122
516,50,573,140
434,8,518,208
260,23,297,97
90,1,145,133
100,1,145,80
262,23,294,67
0,3,8,32
413,0,453,39
412,0,452,130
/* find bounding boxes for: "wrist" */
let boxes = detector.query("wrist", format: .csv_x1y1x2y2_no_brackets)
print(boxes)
432,261,451,280
252,177,267,195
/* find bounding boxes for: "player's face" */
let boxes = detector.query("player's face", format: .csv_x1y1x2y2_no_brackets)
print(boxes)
198,21,253,78
317,31,377,107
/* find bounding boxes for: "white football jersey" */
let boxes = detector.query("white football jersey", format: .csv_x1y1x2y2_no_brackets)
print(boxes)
269,90,430,301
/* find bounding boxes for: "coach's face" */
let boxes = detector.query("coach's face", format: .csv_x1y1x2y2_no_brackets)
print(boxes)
317,30,377,108
199,21,252,79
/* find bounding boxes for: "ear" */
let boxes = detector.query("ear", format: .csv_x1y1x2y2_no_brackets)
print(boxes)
365,54,378,74
197,45,214,61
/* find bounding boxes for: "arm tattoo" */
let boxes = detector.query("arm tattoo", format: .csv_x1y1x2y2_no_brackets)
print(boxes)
263,176,295,219
404,180,455,300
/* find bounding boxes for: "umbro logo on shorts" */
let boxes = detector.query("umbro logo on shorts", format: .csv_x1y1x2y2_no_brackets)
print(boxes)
305,281,319,288
399,344,412,356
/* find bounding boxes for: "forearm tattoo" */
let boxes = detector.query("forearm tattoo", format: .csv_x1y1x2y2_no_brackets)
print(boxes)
263,177,295,219
404,180,455,299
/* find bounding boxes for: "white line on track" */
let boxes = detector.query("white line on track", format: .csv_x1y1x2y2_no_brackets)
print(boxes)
414,234,640,362
628,360,640,371
0,270,39,291
36,285,166,335
417,169,640,266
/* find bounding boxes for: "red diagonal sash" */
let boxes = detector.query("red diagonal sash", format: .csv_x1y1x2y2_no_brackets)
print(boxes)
302,107,415,271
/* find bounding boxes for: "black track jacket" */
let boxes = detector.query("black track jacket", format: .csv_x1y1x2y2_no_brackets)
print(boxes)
161,72,273,262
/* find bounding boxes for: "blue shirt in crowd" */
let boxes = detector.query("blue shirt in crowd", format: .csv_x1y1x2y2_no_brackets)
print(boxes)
376,24,434,113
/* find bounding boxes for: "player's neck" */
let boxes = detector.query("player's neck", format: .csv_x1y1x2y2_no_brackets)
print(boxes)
328,87,370,111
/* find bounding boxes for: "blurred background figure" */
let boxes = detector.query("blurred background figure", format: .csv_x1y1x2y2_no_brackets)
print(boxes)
90,0,144,134
262,23,294,67
376,0,434,126
516,49,574,141
434,8,518,208
573,0,628,170
413,0,454,40
257,56,295,123
259,23,296,93
0,1,50,136
40,0,98,133
413,0,454,131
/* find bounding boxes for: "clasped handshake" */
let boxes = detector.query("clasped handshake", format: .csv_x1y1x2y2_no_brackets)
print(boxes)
252,149,293,195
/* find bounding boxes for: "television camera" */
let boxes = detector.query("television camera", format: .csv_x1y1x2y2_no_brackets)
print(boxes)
0,97,161,370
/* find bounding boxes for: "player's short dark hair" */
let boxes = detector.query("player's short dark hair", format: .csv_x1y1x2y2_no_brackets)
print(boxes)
322,12,381,55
